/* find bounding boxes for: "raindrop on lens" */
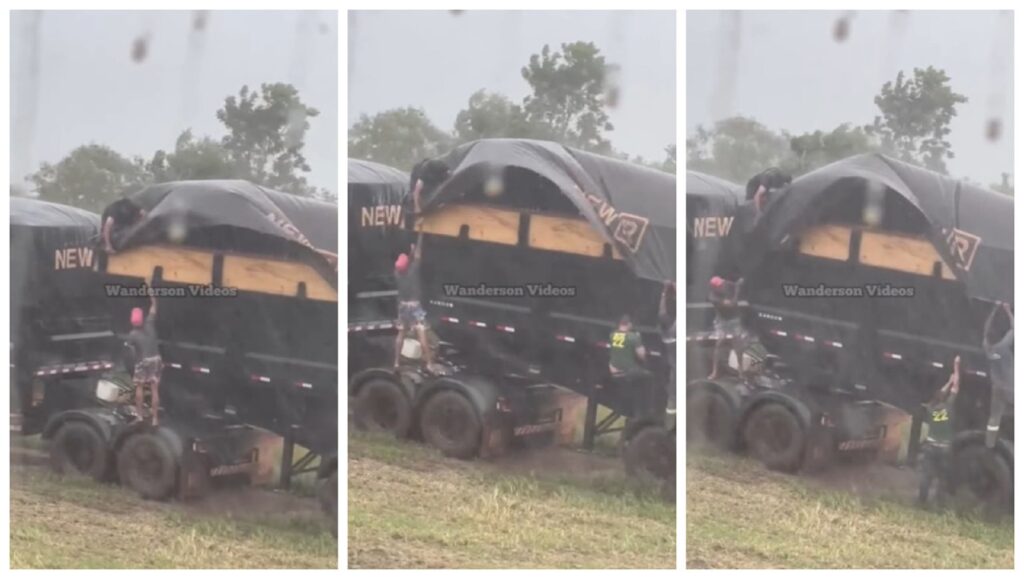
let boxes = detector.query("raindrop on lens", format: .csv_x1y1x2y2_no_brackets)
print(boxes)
484,175,504,198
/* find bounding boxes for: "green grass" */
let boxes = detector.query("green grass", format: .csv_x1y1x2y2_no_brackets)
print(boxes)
10,439,337,569
686,450,1013,569
348,432,676,569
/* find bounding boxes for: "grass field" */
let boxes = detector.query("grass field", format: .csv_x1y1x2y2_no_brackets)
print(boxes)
10,437,337,569
686,450,1014,569
348,432,677,569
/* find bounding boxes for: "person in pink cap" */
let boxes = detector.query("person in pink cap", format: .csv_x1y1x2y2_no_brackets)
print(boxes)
708,275,744,380
393,179,436,372
126,292,162,425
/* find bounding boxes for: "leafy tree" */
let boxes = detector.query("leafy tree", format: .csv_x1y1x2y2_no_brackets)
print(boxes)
453,90,551,144
28,144,150,212
348,107,452,171
662,144,677,174
149,130,235,182
990,173,1014,196
217,83,320,194
521,42,614,153
787,124,876,175
686,117,791,183
866,67,967,174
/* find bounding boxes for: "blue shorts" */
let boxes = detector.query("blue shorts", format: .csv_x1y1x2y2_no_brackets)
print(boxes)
398,302,426,330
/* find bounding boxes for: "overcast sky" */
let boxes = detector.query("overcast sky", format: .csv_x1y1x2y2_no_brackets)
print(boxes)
10,10,338,194
687,10,1014,184
348,10,676,163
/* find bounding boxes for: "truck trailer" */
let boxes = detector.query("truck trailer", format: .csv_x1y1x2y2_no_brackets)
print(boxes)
347,140,676,482
686,155,1013,510
12,183,339,531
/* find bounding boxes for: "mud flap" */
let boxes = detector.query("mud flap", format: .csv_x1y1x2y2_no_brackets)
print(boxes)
178,447,210,501
478,417,508,459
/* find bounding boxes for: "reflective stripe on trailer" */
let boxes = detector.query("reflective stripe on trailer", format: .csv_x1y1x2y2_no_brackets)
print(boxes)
513,422,557,436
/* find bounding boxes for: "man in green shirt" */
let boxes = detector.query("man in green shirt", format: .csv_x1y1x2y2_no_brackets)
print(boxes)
917,355,960,507
609,315,654,418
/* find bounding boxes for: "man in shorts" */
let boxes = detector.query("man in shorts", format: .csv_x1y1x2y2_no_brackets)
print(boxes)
126,293,162,426
708,276,743,380
393,179,437,372
658,281,677,412
983,301,1014,448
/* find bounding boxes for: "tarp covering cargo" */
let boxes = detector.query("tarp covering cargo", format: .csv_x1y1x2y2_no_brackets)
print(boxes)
418,139,676,282
113,180,337,287
744,154,1013,304
348,159,410,294
685,171,743,300
11,197,101,312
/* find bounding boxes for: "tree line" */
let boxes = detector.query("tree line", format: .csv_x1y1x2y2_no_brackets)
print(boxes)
348,41,677,174
687,66,1013,195
19,82,332,213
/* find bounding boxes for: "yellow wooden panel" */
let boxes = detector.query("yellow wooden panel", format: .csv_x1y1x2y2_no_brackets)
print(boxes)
106,245,213,285
419,204,520,245
798,225,851,261
860,230,955,279
223,255,338,302
529,214,622,259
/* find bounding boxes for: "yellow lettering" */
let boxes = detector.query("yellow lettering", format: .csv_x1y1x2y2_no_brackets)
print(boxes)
611,332,626,348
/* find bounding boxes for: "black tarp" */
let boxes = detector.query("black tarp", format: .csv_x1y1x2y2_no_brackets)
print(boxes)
114,179,337,265
418,139,676,282
746,154,1013,304
348,159,410,287
685,171,744,300
12,197,101,312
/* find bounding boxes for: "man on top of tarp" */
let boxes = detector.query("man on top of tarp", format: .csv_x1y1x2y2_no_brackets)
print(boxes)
101,197,146,254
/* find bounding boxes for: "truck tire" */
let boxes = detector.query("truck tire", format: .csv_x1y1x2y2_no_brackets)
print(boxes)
355,378,412,437
743,402,805,473
319,469,338,537
953,443,1012,513
419,390,481,459
50,421,111,481
624,425,674,481
117,431,178,500
686,389,734,449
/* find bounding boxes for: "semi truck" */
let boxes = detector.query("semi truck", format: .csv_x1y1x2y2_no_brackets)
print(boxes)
11,183,339,531
685,155,1013,510
347,141,676,482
